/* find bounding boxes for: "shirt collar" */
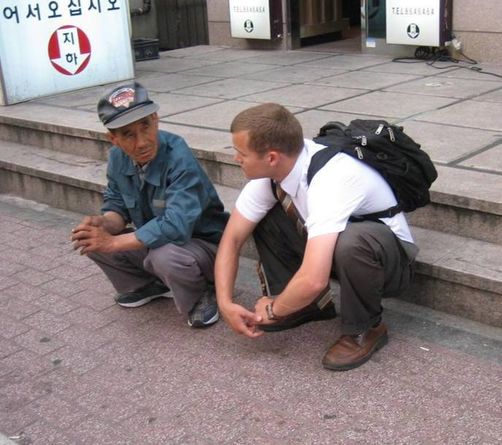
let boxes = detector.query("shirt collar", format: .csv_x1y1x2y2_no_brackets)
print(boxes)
279,143,307,198
123,154,161,187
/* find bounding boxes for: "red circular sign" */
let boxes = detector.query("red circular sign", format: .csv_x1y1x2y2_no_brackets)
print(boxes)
48,25,91,76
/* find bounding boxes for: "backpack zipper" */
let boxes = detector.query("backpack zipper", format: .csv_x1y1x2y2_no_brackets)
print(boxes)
376,123,384,135
355,146,364,159
387,126,395,142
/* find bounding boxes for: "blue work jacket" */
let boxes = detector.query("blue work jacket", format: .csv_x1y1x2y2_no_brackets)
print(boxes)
102,130,228,249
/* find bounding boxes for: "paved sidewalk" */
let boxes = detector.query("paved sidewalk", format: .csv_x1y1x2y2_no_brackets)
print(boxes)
0,195,501,444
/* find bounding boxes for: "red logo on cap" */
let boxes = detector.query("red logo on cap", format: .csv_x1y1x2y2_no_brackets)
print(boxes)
109,88,135,108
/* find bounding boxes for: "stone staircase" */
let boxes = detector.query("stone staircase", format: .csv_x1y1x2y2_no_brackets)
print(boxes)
0,111,500,328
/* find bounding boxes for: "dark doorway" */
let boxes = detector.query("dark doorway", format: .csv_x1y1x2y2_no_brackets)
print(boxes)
156,0,208,50
289,0,362,50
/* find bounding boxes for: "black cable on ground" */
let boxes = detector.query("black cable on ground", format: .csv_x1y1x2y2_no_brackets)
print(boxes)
392,45,502,79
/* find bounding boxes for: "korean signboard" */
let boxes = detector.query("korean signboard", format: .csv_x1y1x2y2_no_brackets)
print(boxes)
229,0,281,40
386,0,449,47
0,0,134,104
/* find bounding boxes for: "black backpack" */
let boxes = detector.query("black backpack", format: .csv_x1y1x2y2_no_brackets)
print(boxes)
310,119,438,220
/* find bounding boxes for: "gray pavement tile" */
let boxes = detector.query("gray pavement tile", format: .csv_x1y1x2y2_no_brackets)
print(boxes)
2,250,66,273
158,121,232,152
163,100,280,131
384,76,502,99
18,420,98,445
136,72,221,92
240,84,364,108
158,45,228,58
155,93,226,118
14,329,64,355
0,338,22,360
55,325,113,353
319,91,458,119
37,367,96,399
363,59,460,76
473,87,502,103
48,346,100,375
221,50,334,66
303,54,392,70
39,277,90,298
68,288,116,312
415,99,502,131
142,92,224,118
35,293,80,316
10,269,54,287
75,390,142,423
17,419,82,445
62,307,115,330
34,84,119,108
29,394,88,433
241,65,349,84
180,60,279,77
173,77,287,99
0,259,25,277
1,282,47,303
399,120,500,163
185,48,272,63
0,297,39,320
0,404,39,437
310,69,421,90
45,263,101,282
22,310,71,335
459,143,502,172
436,63,502,81
134,55,220,73
0,277,20,292
0,349,53,380
0,315,31,339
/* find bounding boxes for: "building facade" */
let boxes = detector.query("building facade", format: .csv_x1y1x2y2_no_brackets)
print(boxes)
130,0,502,63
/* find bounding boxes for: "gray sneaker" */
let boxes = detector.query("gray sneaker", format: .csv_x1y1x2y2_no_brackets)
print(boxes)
187,286,219,328
116,281,170,308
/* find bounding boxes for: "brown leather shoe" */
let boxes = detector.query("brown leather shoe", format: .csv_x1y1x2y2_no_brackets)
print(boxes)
322,323,388,371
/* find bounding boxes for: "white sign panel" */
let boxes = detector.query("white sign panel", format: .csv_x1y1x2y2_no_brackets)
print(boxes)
229,0,271,40
386,0,441,47
0,0,134,105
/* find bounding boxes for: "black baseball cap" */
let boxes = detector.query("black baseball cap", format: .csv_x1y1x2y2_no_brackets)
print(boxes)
97,82,159,129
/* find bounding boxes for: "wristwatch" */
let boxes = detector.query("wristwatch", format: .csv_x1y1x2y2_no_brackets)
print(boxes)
265,302,285,321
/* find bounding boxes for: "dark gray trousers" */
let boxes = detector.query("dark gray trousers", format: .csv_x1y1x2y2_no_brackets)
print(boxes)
87,238,217,315
253,204,415,335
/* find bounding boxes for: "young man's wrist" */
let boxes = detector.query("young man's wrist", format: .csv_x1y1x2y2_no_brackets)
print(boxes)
265,301,287,321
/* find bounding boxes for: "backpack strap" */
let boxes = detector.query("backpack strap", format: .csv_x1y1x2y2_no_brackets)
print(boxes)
307,145,342,185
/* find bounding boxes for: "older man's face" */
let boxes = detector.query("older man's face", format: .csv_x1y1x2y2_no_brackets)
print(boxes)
108,113,159,165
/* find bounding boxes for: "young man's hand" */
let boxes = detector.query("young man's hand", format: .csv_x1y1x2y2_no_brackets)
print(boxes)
220,302,264,338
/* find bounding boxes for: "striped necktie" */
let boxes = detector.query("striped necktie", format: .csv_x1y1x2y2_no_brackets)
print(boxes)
275,182,307,238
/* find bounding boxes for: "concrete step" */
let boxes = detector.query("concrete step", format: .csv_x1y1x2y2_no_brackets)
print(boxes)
1,110,500,244
0,141,500,328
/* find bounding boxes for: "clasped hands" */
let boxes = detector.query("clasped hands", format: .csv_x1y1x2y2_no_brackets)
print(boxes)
70,215,114,255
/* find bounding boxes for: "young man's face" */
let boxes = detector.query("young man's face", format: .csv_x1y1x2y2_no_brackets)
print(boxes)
232,130,272,179
108,113,159,165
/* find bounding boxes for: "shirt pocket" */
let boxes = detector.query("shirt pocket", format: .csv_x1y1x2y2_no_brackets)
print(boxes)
122,194,136,209
122,194,142,223
152,198,166,216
